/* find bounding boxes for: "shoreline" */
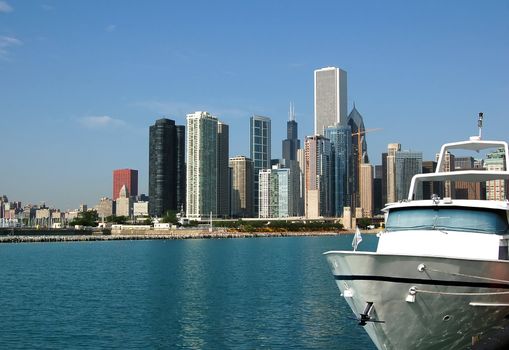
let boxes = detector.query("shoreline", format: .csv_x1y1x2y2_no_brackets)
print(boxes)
0,228,378,244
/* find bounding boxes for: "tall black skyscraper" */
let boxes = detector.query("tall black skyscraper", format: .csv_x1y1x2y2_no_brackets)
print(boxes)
282,103,300,163
149,118,185,217
175,124,186,211
217,121,230,218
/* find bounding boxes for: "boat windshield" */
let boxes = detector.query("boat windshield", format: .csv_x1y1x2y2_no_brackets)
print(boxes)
386,207,509,234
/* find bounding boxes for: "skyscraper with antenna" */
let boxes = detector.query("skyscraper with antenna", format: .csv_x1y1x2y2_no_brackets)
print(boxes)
282,102,300,163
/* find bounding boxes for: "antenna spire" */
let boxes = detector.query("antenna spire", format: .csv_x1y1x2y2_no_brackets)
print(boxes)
289,102,295,121
478,112,484,139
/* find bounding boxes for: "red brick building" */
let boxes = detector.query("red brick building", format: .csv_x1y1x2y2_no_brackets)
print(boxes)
113,169,138,200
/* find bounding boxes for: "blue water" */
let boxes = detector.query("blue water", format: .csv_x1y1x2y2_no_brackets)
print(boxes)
0,235,377,349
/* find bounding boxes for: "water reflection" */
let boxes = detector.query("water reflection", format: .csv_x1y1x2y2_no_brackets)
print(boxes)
0,235,377,349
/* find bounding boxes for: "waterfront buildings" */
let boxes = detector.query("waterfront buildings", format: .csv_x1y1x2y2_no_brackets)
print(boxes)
133,201,149,217
0,195,8,219
395,150,423,200
112,169,138,200
314,67,348,135
186,111,221,219
149,118,185,217
325,123,352,216
282,103,300,163
455,156,475,170
485,148,508,200
35,206,51,227
250,115,271,216
454,157,485,200
304,135,332,218
258,167,294,218
381,152,388,207
217,122,230,218
436,151,456,198
296,149,306,216
421,161,443,200
175,124,186,212
280,105,302,217
347,106,369,209
373,165,383,214
359,163,373,218
258,169,271,218
115,185,132,217
386,143,401,203
229,156,254,218
95,197,114,219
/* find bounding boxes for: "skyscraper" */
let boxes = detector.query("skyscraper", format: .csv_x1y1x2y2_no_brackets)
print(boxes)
373,165,383,214
314,67,348,135
325,123,352,216
296,148,306,216
381,152,388,206
115,185,132,217
258,169,271,218
113,169,138,200
436,151,456,198
149,118,185,217
175,125,186,212
347,105,369,209
454,157,485,200
258,167,293,218
95,197,114,219
229,156,253,218
186,111,218,219
395,150,423,200
304,135,332,218
217,122,230,218
359,164,373,218
386,143,401,203
250,115,271,216
282,103,300,163
422,161,443,200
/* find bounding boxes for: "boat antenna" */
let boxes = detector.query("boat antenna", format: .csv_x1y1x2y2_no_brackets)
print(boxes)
478,112,483,139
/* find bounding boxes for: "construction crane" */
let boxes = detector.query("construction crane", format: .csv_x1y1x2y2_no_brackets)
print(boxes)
350,128,382,212
351,128,383,168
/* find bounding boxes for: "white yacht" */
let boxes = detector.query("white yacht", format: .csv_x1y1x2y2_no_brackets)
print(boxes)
325,115,509,349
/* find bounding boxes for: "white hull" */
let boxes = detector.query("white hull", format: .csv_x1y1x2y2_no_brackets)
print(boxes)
325,251,509,350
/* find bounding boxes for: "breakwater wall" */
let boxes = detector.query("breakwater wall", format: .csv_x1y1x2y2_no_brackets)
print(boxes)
0,229,345,244
0,228,99,236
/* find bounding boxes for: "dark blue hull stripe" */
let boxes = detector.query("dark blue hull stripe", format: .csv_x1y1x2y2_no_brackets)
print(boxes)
333,275,509,289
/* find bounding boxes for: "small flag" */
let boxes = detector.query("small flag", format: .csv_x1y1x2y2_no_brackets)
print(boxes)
352,226,363,251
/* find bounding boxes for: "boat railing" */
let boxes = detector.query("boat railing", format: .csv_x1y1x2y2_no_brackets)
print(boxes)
408,137,509,200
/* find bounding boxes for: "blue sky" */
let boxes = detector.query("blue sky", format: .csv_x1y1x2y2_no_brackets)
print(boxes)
1,0,508,210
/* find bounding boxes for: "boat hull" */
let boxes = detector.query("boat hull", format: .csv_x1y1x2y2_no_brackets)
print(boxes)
324,251,509,350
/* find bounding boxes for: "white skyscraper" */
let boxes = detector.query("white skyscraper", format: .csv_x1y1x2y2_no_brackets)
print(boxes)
186,111,218,219
258,167,294,218
314,66,348,135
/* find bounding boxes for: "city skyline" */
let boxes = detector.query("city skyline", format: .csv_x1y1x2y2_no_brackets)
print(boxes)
1,1,508,209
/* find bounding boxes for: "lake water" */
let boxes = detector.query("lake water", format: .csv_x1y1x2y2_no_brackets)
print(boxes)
0,235,378,349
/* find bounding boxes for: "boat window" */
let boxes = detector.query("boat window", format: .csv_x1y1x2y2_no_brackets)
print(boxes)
386,207,509,235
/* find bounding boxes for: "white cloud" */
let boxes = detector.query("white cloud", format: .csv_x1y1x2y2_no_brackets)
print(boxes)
105,24,116,32
0,36,22,59
78,116,126,129
0,1,12,13
41,4,53,11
